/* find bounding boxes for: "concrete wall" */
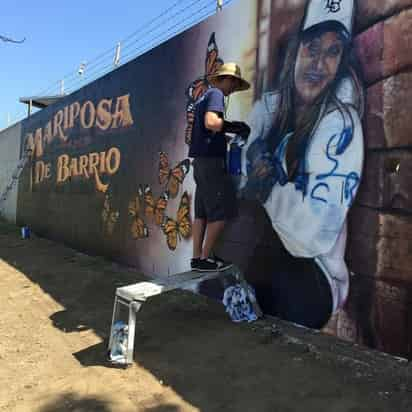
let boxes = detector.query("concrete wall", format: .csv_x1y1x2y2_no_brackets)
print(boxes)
0,123,22,223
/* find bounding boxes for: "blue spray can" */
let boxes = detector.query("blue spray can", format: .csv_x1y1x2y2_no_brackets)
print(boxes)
21,226,30,239
228,140,242,176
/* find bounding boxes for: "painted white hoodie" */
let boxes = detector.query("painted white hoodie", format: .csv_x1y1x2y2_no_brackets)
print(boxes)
240,78,364,312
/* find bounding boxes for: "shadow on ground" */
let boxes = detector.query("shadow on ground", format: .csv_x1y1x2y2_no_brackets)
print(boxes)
39,393,113,412
38,392,182,412
1,220,412,412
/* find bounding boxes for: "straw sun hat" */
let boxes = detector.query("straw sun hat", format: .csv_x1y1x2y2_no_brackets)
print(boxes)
208,62,250,92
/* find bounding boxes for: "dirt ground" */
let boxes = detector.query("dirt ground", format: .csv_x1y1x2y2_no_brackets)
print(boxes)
1,221,412,412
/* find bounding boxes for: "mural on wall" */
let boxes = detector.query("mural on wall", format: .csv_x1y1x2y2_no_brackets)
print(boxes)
21,93,133,241
128,185,149,239
126,150,192,248
231,0,364,330
14,0,412,357
17,16,234,277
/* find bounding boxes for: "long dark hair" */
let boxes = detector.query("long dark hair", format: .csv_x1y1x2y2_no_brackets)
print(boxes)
266,25,365,179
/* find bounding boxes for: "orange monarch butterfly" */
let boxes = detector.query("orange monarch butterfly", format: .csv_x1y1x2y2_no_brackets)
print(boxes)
128,186,149,239
158,152,191,198
161,191,192,251
102,194,119,236
143,184,169,226
185,32,223,145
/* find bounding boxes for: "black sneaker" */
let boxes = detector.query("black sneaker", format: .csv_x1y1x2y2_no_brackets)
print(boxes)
191,257,233,272
212,255,233,271
190,258,201,270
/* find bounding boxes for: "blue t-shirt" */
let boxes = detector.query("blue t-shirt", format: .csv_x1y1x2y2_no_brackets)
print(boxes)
188,88,227,158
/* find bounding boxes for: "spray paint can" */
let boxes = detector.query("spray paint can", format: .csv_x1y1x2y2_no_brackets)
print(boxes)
21,226,30,239
228,138,243,176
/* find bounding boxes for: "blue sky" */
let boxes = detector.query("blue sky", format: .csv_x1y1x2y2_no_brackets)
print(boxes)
0,0,218,130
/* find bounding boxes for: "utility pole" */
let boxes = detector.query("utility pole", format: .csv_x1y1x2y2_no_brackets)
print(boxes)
78,61,86,76
114,42,121,67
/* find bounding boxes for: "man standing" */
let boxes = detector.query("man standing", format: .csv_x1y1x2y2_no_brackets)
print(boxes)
189,62,251,272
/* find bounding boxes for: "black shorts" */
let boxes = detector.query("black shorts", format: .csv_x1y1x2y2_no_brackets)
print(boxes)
193,157,237,222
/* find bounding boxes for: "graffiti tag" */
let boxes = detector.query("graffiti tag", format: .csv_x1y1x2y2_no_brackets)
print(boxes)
325,0,342,13
310,128,360,206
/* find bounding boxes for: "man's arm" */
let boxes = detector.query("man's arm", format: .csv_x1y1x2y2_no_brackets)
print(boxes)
204,111,251,138
204,111,224,132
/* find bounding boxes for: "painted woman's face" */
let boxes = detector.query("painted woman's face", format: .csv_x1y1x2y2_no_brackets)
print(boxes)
294,31,344,105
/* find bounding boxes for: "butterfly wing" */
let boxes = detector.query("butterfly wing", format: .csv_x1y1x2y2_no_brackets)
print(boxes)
128,190,142,217
160,192,191,250
168,159,191,198
205,32,222,77
128,199,136,217
158,152,170,185
186,78,208,102
129,186,148,238
192,79,209,101
170,159,191,183
184,79,209,146
131,217,149,239
107,211,119,235
143,185,155,219
102,196,110,222
154,192,169,226
185,102,196,145
187,32,223,102
184,33,223,147
161,216,178,251
176,191,192,239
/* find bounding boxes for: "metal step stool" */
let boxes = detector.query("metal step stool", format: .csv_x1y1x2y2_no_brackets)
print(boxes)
107,270,223,365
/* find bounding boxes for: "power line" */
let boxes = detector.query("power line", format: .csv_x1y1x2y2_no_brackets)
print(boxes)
120,0,209,56
121,2,216,64
35,1,193,96
63,0,214,91
67,0,216,92
64,0,217,92
38,0,234,96
6,0,234,127
33,0,214,97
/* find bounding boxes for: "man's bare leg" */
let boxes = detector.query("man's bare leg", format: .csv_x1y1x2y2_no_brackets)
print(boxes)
201,220,225,259
192,218,206,259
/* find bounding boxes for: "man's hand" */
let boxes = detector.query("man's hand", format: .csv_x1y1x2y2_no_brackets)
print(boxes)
223,121,251,141
233,121,251,141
